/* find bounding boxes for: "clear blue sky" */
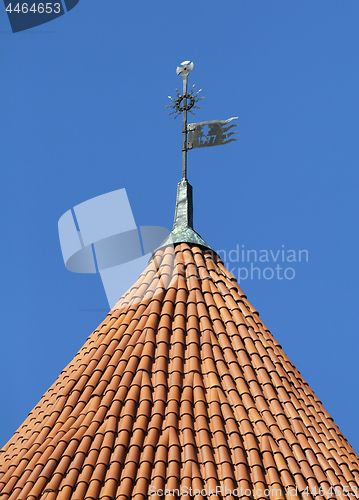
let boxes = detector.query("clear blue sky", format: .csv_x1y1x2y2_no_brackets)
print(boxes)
1,1,359,453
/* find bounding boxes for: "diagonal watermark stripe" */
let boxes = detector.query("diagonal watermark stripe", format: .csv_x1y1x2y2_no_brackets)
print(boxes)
3,0,80,33
58,189,172,309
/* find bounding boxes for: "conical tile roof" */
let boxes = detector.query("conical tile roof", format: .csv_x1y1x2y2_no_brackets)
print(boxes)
1,243,359,500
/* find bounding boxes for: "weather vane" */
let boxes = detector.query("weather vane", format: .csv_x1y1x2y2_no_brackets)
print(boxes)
167,61,238,180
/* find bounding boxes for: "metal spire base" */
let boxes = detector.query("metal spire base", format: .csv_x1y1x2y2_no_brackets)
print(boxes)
156,179,214,252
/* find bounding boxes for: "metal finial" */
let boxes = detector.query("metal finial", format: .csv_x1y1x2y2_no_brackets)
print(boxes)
176,61,194,76
166,61,204,180
166,61,203,120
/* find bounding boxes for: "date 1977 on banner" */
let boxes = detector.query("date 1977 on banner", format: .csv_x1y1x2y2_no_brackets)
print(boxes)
6,3,61,13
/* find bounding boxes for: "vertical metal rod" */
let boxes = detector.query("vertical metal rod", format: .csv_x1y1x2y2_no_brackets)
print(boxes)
182,74,188,180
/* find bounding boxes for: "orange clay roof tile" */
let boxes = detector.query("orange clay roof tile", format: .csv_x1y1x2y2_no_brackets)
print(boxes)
1,244,359,499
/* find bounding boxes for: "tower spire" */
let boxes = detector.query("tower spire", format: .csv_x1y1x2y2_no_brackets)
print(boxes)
161,61,237,252
160,61,212,251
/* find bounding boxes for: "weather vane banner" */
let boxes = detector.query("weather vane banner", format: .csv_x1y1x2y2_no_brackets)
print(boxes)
187,117,238,149
3,0,80,32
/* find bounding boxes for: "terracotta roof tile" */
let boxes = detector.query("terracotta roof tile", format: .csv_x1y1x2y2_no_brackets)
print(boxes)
1,244,359,498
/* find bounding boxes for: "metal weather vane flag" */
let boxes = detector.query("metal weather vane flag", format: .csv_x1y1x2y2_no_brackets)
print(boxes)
167,60,238,179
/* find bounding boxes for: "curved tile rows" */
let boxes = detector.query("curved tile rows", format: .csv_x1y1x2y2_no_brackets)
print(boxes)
0,243,358,500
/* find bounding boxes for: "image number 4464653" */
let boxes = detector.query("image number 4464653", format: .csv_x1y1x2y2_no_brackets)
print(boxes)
6,2,62,13
3,0,80,32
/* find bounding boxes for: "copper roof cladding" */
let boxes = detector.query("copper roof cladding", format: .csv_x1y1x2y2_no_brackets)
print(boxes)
1,243,359,500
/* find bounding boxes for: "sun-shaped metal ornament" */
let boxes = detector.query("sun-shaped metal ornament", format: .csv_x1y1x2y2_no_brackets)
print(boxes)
166,84,204,119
